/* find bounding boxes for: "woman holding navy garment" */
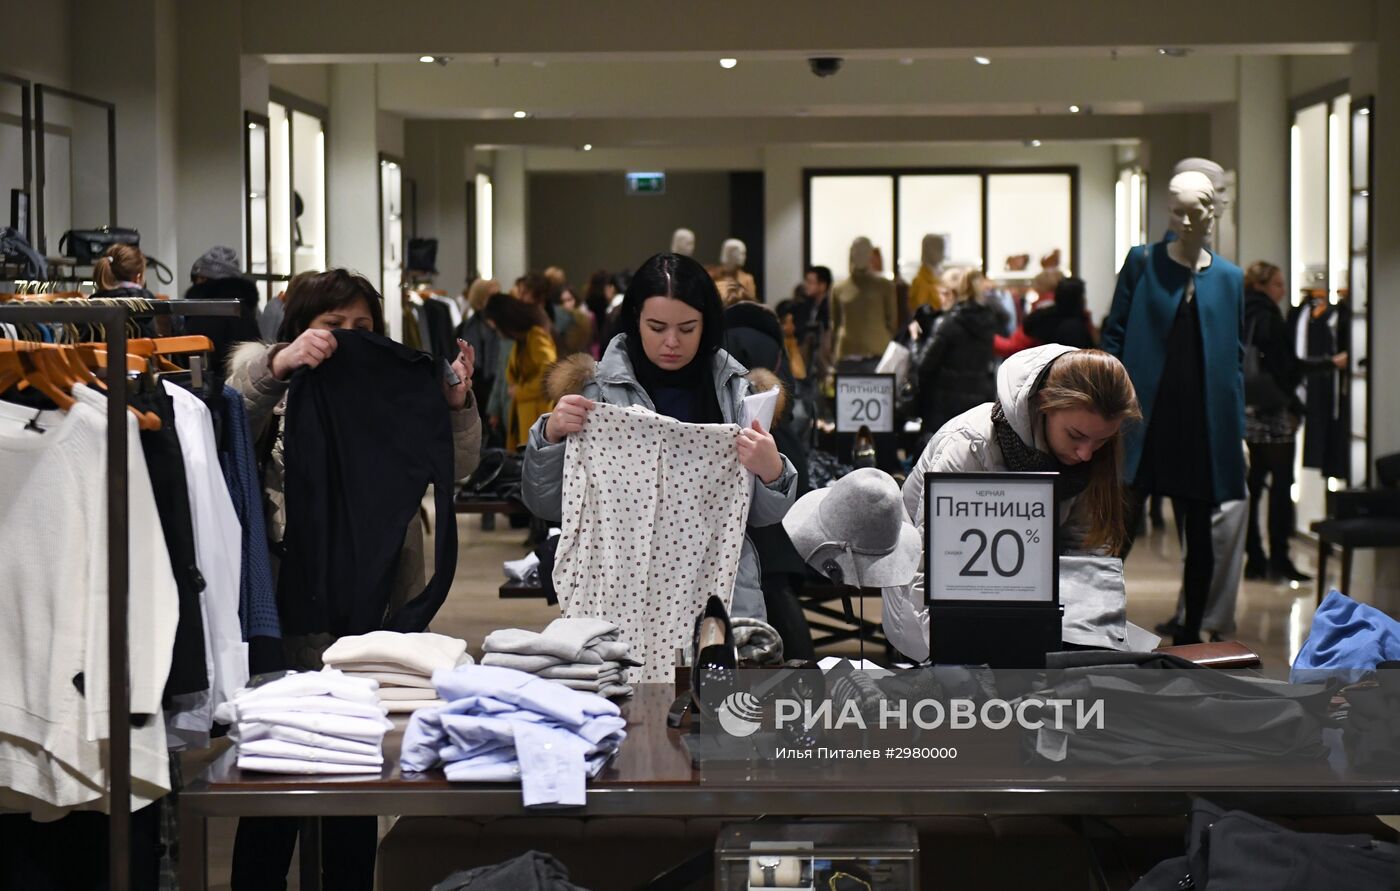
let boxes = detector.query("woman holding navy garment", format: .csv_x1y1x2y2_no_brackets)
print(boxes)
1100,171,1247,646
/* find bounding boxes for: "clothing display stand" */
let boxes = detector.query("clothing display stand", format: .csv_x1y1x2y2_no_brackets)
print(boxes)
0,298,242,891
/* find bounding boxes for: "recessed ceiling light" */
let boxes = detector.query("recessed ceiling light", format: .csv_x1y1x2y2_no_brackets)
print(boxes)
1157,47,1190,58
247,122,258,130
973,56,991,65
513,110,528,119
1069,104,1081,114
1026,139,1042,147
899,58,914,66
582,144,593,151
419,55,434,63
719,58,738,69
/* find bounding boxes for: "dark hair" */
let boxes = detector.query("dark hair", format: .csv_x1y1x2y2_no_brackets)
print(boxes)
806,265,833,289
485,292,549,340
518,273,551,305
1053,276,1087,316
620,253,725,356
277,269,385,341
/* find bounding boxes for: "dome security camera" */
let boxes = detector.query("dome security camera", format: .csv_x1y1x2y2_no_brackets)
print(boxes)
808,57,844,77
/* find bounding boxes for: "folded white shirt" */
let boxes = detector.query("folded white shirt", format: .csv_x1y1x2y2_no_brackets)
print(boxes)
234,711,392,743
237,754,382,775
226,670,379,707
238,738,385,766
346,670,437,689
323,631,468,676
232,722,383,757
229,695,389,721
385,699,446,714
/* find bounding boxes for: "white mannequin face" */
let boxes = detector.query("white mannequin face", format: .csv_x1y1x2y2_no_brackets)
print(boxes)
671,228,696,257
720,238,746,269
1167,172,1215,244
850,237,873,272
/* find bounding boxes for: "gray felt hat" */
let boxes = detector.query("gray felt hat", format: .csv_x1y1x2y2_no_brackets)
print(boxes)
782,467,921,588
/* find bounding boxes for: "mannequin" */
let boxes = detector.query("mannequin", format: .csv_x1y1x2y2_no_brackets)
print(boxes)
908,234,946,310
1101,170,1246,645
830,236,897,365
670,227,696,258
1171,157,1235,258
709,237,757,301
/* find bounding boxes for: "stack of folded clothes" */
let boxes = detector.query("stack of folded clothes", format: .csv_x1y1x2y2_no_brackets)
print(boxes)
401,664,627,806
322,631,474,714
480,618,637,699
213,670,392,774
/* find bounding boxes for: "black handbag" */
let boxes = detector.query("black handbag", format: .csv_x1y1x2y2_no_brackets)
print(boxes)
58,226,140,264
1243,315,1288,413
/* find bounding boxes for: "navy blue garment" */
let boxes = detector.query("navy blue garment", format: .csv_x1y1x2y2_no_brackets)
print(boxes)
1292,590,1400,683
1102,242,1246,504
215,384,280,641
278,329,457,636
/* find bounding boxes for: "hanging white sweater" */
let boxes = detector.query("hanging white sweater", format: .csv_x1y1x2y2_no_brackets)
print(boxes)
553,403,751,682
0,394,177,815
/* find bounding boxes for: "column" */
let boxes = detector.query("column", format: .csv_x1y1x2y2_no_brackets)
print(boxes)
326,65,390,332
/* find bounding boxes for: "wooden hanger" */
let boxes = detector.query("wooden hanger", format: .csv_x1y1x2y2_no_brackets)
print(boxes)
0,352,22,394
16,350,75,411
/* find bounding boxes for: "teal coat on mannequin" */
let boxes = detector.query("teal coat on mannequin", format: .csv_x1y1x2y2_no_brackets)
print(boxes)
1100,241,1246,505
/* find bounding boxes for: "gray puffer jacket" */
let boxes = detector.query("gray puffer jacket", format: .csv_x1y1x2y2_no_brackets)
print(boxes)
522,334,798,620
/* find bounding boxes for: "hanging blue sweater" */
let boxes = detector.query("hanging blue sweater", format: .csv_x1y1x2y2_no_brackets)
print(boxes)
1292,590,1400,683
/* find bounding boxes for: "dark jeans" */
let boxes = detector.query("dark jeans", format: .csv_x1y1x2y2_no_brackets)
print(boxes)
1125,491,1215,643
232,815,377,891
1246,440,1297,567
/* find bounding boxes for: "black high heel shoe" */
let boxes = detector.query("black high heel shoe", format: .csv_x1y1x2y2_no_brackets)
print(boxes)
668,595,737,728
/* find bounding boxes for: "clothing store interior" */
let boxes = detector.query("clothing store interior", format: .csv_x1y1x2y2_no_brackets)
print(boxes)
5,2,1400,890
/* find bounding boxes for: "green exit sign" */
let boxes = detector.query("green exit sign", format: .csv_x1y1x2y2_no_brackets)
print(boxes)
625,171,666,195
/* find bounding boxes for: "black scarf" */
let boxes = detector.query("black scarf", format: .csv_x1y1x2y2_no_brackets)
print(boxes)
990,401,1093,502
623,334,725,424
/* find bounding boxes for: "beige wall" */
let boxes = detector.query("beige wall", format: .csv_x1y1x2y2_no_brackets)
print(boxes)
269,64,331,107
527,170,734,288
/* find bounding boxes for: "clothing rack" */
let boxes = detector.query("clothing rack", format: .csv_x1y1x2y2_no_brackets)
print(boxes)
0,297,243,891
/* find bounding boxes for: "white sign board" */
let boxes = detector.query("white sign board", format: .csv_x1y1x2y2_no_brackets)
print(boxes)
924,473,1057,604
834,374,896,434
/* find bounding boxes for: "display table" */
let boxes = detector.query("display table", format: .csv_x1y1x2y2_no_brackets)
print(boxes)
178,683,1400,890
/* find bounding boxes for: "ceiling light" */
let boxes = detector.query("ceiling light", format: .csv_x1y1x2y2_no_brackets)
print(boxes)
247,122,258,130
973,56,991,65
1026,139,1042,147
1359,107,1371,115
582,144,593,151
419,55,436,63
1157,47,1190,58
1069,104,1081,114
899,58,914,66
513,110,528,119
719,57,738,69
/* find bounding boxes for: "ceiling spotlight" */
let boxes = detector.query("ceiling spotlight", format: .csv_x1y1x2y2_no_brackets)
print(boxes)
419,55,435,63
720,58,738,69
899,58,914,66
973,56,991,65
1069,104,1081,114
1026,139,1043,147
582,144,593,152
513,110,528,119
1157,47,1190,58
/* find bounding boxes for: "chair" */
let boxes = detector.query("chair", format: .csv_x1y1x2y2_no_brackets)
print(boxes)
1312,452,1400,603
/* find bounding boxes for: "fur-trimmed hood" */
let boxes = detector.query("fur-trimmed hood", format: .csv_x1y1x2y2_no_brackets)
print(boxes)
546,336,787,421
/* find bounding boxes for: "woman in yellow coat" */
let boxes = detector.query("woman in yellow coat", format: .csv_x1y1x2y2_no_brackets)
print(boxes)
485,292,558,450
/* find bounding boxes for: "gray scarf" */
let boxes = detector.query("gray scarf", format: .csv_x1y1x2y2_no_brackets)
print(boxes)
990,401,1093,502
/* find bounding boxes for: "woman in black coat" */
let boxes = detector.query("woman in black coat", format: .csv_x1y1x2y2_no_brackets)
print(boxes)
1241,261,1346,581
912,269,1002,439
1023,276,1096,349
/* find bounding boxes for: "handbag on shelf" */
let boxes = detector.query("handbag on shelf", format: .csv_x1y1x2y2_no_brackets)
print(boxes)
58,226,140,264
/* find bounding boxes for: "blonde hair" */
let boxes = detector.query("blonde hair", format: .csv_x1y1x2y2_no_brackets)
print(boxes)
466,277,500,313
947,267,985,305
1245,261,1281,292
94,244,145,292
1037,350,1141,555
543,266,567,289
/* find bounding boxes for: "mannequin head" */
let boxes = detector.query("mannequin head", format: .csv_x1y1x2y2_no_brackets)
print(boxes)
720,238,747,271
849,236,874,273
921,234,946,269
671,228,696,257
1167,171,1216,245
1173,157,1229,215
